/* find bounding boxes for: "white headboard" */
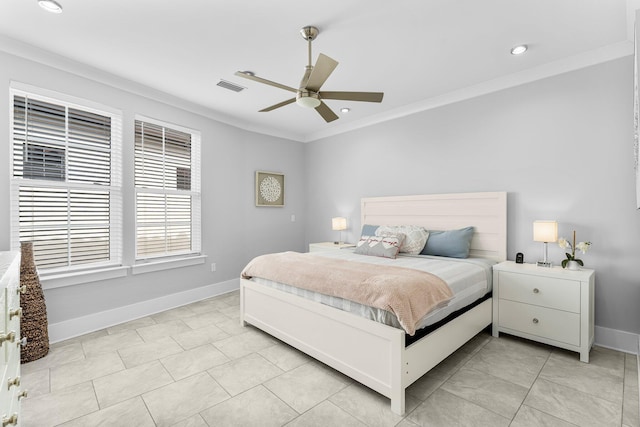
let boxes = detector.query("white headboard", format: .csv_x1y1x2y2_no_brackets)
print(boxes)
361,192,507,262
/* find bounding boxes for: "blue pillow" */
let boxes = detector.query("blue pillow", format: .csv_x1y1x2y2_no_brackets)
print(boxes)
420,226,475,258
361,224,379,237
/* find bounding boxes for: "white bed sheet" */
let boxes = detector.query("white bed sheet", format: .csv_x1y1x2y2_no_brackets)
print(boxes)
249,249,494,333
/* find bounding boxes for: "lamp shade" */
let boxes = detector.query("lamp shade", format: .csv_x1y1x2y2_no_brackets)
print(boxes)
533,220,558,243
332,217,347,231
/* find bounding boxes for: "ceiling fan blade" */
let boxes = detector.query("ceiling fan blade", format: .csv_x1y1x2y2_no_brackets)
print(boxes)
234,71,297,93
305,54,339,92
315,101,339,123
319,91,384,103
259,98,296,112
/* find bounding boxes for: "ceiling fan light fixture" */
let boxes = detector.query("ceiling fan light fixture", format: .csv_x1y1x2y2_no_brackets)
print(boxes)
296,93,321,109
38,0,63,13
510,44,528,55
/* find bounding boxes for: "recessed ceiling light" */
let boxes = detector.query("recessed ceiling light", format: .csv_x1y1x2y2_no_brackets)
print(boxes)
340,107,350,113
510,45,528,55
38,0,63,13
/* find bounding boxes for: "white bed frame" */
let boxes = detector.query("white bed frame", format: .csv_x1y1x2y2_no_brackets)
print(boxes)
240,192,507,415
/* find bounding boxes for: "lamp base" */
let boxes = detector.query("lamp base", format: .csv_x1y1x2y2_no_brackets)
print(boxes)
536,261,553,268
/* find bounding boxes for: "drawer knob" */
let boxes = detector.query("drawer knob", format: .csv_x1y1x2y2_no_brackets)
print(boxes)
17,337,27,348
0,332,16,345
7,376,20,390
533,288,540,294
532,318,539,324
17,390,28,400
16,285,26,295
9,308,22,320
2,414,17,426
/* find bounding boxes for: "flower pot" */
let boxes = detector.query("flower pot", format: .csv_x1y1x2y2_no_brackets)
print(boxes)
566,260,580,271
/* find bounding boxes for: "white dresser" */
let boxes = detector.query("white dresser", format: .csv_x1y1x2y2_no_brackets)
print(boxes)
0,252,24,426
492,261,595,362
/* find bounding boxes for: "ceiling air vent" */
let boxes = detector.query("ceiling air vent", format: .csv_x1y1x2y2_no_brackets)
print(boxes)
217,80,246,92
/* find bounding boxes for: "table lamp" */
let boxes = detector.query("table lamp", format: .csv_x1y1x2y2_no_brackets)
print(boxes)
533,220,557,267
332,217,347,244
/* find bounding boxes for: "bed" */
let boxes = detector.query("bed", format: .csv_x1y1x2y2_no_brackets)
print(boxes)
240,192,507,415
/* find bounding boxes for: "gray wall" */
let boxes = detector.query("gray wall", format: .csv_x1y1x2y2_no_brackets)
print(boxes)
2,48,638,339
306,56,640,336
0,51,307,324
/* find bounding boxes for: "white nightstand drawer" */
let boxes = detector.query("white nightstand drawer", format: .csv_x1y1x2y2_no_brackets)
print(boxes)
499,299,580,346
498,271,580,313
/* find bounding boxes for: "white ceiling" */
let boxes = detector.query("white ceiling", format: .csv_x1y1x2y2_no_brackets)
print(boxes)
0,0,635,142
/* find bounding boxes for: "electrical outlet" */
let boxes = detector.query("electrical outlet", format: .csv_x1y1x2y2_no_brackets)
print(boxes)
210,263,216,272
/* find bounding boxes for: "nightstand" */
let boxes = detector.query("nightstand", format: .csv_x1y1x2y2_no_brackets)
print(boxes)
492,261,595,362
308,242,356,252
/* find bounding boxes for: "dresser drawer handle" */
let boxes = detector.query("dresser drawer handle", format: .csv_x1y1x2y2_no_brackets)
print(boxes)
533,288,540,294
0,332,16,345
9,308,22,320
532,318,539,324
7,377,20,390
17,337,27,348
17,390,28,400
16,285,26,295
2,414,17,426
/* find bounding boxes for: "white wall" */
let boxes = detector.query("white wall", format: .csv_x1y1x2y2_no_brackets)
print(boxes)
306,56,640,342
0,51,307,327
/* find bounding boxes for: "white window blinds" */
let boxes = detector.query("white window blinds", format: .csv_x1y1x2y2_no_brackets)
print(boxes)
134,118,201,259
10,89,122,271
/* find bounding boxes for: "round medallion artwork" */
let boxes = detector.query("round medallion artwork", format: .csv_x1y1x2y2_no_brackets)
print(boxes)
259,176,282,203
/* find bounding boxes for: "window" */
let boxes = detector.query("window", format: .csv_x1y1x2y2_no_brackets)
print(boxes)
10,87,122,271
134,117,201,259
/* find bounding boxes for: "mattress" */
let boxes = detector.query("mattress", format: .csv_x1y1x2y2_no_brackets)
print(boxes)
248,249,495,332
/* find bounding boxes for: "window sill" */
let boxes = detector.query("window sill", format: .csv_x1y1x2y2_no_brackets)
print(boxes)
41,266,129,290
37,255,208,289
131,255,207,275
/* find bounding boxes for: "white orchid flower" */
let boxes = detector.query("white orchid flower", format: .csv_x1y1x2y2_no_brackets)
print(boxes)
558,238,570,250
576,241,591,254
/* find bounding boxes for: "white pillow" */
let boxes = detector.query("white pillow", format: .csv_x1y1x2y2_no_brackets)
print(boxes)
376,225,429,255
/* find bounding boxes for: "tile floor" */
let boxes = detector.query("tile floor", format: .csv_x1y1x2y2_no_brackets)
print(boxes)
20,290,640,427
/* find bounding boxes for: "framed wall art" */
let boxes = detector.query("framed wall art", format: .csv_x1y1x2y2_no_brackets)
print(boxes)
255,171,285,207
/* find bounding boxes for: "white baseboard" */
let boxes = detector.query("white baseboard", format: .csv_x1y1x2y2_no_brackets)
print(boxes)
594,325,640,355
48,278,239,343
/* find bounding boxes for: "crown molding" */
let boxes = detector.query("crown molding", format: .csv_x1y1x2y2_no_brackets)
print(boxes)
0,35,304,142
303,41,633,143
0,35,632,144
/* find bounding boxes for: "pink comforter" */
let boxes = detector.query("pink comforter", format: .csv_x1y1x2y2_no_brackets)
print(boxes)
241,251,454,335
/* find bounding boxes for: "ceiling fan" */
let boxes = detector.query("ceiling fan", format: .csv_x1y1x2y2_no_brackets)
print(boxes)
235,26,384,123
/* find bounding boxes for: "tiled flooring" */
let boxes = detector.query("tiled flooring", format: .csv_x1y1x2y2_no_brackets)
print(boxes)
21,290,639,426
